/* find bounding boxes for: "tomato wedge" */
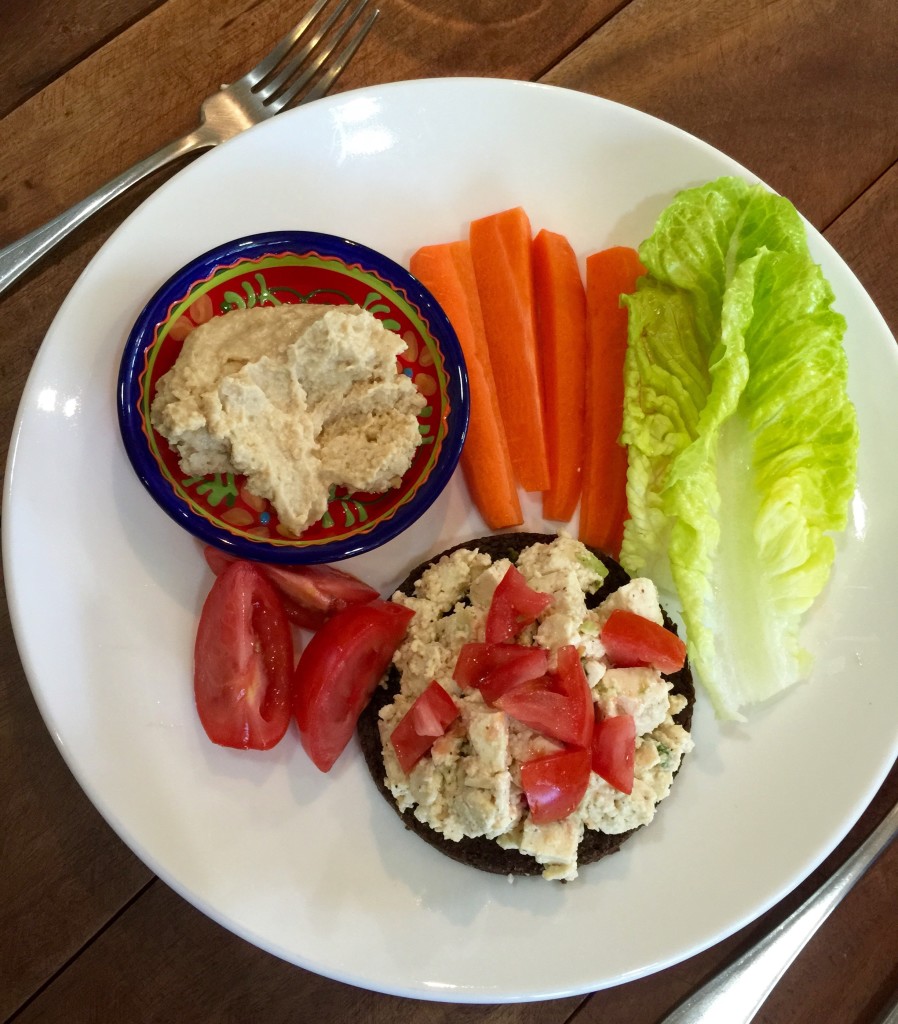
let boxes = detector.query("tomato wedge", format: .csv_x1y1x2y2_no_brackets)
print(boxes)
495,684,571,740
454,641,531,687
520,748,591,824
194,561,294,750
591,713,636,794
600,609,687,674
495,645,593,748
390,680,460,774
549,645,594,748
453,641,548,704
485,565,552,643
203,546,378,630
293,599,414,771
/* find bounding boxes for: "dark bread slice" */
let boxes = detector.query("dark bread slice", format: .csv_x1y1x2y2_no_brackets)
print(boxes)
357,532,694,877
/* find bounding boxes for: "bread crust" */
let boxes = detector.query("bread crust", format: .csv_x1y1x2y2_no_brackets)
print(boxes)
357,532,694,877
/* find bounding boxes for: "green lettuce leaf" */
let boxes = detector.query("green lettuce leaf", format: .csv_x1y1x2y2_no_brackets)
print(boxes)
620,177,858,719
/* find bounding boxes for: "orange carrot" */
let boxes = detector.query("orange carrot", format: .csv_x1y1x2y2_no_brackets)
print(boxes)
410,241,523,529
469,208,550,493
532,228,587,522
578,246,646,557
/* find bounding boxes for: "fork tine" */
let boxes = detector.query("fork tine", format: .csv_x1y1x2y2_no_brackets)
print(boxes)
253,0,354,102
264,2,378,113
301,6,379,104
234,0,332,89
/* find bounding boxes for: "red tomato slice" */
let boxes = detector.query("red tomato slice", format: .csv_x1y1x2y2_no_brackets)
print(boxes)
549,645,594,748
194,561,294,750
591,713,636,794
485,565,553,643
495,685,571,740
203,546,378,630
520,748,591,824
453,642,549,705
453,642,542,687
495,646,593,748
477,660,549,705
600,609,687,674
293,599,414,771
390,680,460,774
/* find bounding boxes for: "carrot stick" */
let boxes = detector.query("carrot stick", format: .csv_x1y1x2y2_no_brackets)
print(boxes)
469,208,550,492
532,228,587,522
578,246,646,557
410,241,523,529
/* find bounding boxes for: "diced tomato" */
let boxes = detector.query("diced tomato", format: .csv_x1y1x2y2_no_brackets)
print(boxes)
453,642,548,704
194,561,294,750
203,546,378,630
485,565,552,643
390,681,460,774
591,713,636,794
496,645,593,748
454,642,529,687
495,685,572,741
549,646,594,748
520,748,592,824
600,609,687,674
477,660,549,705
292,599,414,771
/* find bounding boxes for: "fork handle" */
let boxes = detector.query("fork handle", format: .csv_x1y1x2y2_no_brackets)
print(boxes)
660,796,898,1024
0,128,210,298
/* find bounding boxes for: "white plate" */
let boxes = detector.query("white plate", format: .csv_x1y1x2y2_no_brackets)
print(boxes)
5,78,898,1003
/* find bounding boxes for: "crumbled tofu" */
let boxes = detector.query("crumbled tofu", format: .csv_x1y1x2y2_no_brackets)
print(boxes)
464,703,509,775
593,577,665,628
596,666,672,735
517,816,585,882
580,722,694,836
379,534,693,881
516,537,607,652
391,548,492,699
151,304,425,535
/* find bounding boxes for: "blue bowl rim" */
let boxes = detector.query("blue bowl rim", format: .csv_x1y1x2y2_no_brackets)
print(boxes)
117,230,469,564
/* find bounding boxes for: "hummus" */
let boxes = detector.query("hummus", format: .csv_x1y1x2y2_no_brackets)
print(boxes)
377,534,694,881
151,303,426,535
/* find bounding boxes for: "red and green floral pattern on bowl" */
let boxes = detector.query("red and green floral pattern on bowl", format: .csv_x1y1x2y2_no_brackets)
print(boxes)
119,232,468,563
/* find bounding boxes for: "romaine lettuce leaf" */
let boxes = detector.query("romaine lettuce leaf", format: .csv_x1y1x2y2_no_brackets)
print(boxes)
620,177,858,719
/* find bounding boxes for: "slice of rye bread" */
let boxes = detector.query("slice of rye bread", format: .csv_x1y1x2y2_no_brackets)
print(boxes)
357,532,695,877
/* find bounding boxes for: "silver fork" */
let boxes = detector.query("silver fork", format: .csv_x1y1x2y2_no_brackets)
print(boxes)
660,792,898,1023
0,0,379,298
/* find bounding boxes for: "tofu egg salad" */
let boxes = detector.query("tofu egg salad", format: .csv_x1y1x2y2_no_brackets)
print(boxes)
363,532,695,882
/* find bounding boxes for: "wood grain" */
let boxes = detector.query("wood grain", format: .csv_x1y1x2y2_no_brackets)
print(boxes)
0,0,619,247
0,593,153,1020
11,881,584,1023
0,0,896,1019
541,0,898,230
574,765,898,1024
0,0,160,117
0,177,161,1022
825,164,898,336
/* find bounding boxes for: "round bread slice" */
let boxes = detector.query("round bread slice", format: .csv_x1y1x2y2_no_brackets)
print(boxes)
357,531,695,877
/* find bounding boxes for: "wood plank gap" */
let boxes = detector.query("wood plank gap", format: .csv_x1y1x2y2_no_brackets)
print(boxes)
532,0,638,81
3,877,159,1024
0,0,170,120
822,156,898,234
557,993,599,1024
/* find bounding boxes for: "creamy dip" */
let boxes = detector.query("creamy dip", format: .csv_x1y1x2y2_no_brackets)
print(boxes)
151,304,425,535
377,534,694,881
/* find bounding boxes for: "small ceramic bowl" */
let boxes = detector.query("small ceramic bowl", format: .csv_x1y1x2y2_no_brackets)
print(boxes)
117,231,468,564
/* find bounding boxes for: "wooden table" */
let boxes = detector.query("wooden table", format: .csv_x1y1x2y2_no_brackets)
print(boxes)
1,1,896,1020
